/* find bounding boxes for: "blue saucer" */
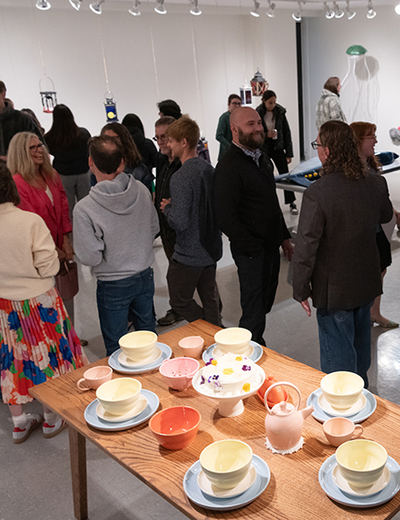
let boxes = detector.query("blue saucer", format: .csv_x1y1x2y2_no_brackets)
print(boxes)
108,342,172,374
307,388,376,424
202,341,263,364
319,454,400,508
84,389,159,432
183,454,270,511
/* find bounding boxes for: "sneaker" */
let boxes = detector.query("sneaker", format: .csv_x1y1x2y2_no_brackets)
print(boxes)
13,413,43,444
43,418,68,439
157,309,184,327
80,339,89,347
290,203,299,215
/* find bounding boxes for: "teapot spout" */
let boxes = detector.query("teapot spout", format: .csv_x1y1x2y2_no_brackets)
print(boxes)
300,405,314,420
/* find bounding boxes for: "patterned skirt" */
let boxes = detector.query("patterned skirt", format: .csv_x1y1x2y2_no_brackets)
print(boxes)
0,287,88,405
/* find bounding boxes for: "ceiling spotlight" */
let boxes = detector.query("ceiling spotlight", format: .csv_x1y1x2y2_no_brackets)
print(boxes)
346,0,356,19
250,0,260,17
292,2,303,21
129,0,141,15
333,1,344,17
36,0,51,9
266,0,276,17
395,3,400,14
366,0,376,17
155,0,167,14
324,2,334,18
89,0,104,14
190,0,202,15
69,0,82,9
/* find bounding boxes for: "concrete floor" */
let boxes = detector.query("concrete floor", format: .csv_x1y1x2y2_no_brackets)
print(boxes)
1,173,400,520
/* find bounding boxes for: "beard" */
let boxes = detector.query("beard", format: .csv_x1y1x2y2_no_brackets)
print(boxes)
238,128,265,150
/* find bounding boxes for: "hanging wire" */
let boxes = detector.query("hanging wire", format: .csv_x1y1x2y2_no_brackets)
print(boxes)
190,20,205,132
149,22,160,101
31,0,48,77
215,0,229,97
239,0,247,83
97,17,110,92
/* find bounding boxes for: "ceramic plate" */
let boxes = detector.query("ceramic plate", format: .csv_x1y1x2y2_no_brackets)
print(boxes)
118,347,162,367
332,464,391,497
197,465,257,499
183,455,270,511
108,343,172,374
317,392,367,417
212,344,254,359
84,389,159,431
202,341,263,364
319,455,400,508
307,388,376,424
95,394,148,423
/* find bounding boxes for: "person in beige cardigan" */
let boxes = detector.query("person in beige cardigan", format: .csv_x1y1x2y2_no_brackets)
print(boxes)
0,163,88,444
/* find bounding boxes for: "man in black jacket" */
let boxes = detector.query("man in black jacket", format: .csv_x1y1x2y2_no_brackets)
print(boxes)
214,107,293,346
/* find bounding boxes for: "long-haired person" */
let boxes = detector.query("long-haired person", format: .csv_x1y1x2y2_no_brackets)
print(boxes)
316,76,347,130
0,163,88,443
45,104,91,222
121,113,157,175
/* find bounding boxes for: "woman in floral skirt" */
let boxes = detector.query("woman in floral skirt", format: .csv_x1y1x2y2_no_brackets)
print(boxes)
0,163,88,443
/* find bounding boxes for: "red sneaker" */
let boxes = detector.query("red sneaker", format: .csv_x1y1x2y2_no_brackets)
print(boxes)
43,418,68,439
13,413,43,444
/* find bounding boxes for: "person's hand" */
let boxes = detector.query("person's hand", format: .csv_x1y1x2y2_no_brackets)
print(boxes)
286,157,292,165
267,130,275,139
56,246,67,263
62,235,74,262
282,239,294,262
160,198,171,213
301,299,312,317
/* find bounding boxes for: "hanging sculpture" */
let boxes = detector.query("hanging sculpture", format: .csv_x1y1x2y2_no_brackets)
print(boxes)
39,75,57,113
251,69,269,97
104,91,118,122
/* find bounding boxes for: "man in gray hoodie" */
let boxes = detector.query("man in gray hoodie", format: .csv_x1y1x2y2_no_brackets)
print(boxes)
73,136,159,356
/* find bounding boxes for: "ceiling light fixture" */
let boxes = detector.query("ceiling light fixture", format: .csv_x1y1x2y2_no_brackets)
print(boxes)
324,2,334,18
333,1,344,17
129,0,141,15
190,0,202,15
250,0,260,17
346,0,356,19
89,0,104,14
395,3,400,14
69,0,82,10
292,2,303,21
366,0,376,18
266,0,276,18
36,0,51,9
154,0,167,14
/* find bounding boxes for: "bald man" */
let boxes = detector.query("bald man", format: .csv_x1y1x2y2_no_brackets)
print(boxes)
214,107,293,346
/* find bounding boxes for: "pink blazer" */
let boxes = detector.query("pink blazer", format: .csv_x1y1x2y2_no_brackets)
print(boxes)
14,172,72,249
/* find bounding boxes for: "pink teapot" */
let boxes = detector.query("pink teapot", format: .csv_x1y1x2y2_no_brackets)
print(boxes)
264,382,314,451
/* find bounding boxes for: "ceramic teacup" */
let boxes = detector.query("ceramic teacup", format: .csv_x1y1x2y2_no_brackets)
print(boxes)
320,371,364,410
323,417,363,447
96,377,142,416
76,366,113,392
214,327,252,356
118,331,157,363
178,336,204,359
335,439,387,490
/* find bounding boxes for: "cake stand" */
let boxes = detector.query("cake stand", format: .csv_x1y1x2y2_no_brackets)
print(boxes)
192,365,265,417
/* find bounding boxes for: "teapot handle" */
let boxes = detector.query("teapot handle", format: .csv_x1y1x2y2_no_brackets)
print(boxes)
264,381,302,413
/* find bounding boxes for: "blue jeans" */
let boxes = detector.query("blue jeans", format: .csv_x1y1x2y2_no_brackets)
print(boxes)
97,268,156,357
316,302,373,388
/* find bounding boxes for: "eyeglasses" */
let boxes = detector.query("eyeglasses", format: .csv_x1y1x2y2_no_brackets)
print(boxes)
29,143,44,152
362,134,377,140
153,134,168,142
230,101,241,107
311,140,323,150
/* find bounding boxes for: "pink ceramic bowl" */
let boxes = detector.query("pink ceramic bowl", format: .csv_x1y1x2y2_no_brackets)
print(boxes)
149,406,201,449
159,357,200,391
178,336,204,359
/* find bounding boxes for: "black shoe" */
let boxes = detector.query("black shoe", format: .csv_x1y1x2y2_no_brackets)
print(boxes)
290,203,299,215
157,309,184,326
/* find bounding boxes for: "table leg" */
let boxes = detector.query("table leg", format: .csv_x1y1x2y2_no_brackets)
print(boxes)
68,427,88,520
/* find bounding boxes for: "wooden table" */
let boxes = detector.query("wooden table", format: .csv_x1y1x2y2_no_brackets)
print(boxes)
30,320,400,520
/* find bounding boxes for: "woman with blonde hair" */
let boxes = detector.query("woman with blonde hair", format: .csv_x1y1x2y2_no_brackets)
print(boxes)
351,121,399,329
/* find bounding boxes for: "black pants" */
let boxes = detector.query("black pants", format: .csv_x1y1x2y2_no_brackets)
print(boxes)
269,149,296,205
231,244,280,346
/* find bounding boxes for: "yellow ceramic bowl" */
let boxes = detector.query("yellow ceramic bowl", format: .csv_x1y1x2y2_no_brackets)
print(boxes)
200,440,253,490
336,440,387,490
119,331,157,363
320,371,364,410
214,327,252,356
96,378,141,415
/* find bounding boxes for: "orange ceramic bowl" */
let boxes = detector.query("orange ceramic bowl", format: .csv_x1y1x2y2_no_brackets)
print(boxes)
257,379,288,406
149,406,201,450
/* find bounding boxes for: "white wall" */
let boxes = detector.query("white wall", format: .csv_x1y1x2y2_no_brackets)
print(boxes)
302,7,400,159
0,2,299,165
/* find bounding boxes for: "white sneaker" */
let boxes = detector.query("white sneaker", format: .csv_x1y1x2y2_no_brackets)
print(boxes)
13,413,43,444
43,417,68,439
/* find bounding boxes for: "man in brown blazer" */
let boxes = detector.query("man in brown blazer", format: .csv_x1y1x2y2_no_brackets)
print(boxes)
292,120,392,387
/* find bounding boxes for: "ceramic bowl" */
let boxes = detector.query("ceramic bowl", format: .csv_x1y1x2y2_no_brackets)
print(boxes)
200,440,253,490
159,357,200,391
149,406,201,449
118,331,157,363
320,371,364,410
336,439,387,490
77,366,113,391
257,376,288,406
178,336,204,359
214,327,252,356
96,377,142,415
